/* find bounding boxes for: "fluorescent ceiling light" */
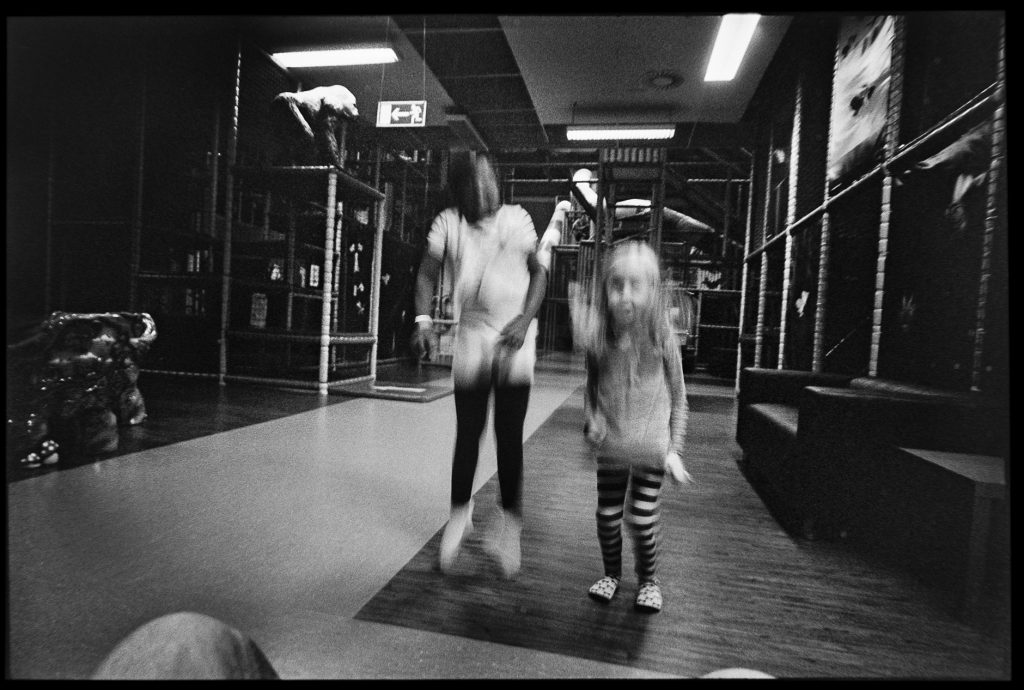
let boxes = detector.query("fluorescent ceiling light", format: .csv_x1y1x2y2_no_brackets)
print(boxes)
704,14,760,82
271,47,398,68
566,125,676,141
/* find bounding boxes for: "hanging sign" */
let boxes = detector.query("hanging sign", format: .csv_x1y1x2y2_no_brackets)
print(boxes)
376,100,427,127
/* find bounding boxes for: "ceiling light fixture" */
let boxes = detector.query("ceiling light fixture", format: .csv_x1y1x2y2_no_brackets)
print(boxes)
704,14,760,82
642,70,684,91
271,47,399,68
566,125,676,141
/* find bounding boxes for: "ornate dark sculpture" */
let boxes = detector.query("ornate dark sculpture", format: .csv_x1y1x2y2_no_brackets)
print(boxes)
6,312,157,470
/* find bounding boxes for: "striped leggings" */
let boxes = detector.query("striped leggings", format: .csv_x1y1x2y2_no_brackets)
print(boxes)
595,465,665,582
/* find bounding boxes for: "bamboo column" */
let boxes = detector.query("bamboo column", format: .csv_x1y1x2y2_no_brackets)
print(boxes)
650,151,666,254
971,17,1006,392
206,106,220,243
284,202,295,369
778,76,803,369
329,204,342,371
868,16,905,377
285,204,296,331
368,182,389,381
754,123,775,368
129,64,146,311
45,108,55,315
329,121,348,371
318,171,338,396
813,20,846,373
590,159,607,301
218,39,242,386
735,154,756,392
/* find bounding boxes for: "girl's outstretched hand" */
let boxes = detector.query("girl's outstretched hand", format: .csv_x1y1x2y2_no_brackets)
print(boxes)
665,451,693,485
585,409,607,447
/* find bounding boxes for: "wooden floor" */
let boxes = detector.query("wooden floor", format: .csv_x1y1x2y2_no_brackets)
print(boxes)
356,385,1010,679
7,354,1010,678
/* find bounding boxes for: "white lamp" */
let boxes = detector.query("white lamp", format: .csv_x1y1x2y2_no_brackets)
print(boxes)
271,47,399,68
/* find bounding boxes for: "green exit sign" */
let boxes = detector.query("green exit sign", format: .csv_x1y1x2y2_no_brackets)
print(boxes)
376,100,427,127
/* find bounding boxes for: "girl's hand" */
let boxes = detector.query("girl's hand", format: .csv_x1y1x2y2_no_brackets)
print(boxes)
498,314,530,351
585,409,607,446
665,451,693,485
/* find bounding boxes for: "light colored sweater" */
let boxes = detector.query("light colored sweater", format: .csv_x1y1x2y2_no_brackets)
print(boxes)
586,333,688,469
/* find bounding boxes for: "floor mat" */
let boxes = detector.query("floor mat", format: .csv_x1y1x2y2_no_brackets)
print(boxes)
333,362,453,402
354,387,1007,679
334,379,453,402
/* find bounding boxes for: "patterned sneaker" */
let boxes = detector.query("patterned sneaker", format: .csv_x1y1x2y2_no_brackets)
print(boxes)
588,575,620,603
438,501,474,573
635,579,662,613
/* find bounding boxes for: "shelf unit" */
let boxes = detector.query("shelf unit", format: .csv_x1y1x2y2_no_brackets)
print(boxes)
131,38,450,393
219,162,387,395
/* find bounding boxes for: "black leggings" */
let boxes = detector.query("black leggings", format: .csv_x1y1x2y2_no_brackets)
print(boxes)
451,385,531,515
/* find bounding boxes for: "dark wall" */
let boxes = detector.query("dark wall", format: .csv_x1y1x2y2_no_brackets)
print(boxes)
738,13,1005,391
7,17,236,336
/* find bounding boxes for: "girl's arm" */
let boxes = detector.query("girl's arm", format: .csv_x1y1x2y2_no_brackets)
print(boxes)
584,352,606,445
664,335,688,457
498,250,548,350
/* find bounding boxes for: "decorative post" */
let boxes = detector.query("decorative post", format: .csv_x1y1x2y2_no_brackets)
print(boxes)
735,153,756,392
318,171,338,395
754,122,775,368
130,64,146,311
218,39,242,386
368,182,389,381
868,16,905,376
814,19,845,373
779,76,803,369
971,17,1006,392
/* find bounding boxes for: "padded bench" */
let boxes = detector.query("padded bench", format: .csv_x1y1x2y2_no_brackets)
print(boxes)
865,447,1007,624
736,367,1008,541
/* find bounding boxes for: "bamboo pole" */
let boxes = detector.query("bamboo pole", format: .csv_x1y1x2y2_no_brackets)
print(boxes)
591,159,606,301
318,171,338,395
813,19,847,373
869,17,905,377
329,203,342,371
45,107,55,315
218,39,242,386
735,155,756,392
651,151,666,254
206,106,220,241
129,64,146,311
971,18,1005,392
368,182,389,381
285,204,296,331
754,122,775,368
779,77,803,369
140,368,221,379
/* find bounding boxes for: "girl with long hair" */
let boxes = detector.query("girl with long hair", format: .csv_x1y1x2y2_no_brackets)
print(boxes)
572,240,692,612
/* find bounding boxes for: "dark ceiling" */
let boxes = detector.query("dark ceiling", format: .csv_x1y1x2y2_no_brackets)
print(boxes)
235,14,794,160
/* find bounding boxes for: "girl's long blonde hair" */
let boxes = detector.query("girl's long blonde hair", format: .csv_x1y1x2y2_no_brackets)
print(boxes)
570,240,676,362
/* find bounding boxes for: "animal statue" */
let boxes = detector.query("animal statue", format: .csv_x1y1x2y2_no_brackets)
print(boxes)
271,85,359,168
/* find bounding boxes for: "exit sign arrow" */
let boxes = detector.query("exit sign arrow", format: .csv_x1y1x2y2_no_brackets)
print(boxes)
377,100,427,127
